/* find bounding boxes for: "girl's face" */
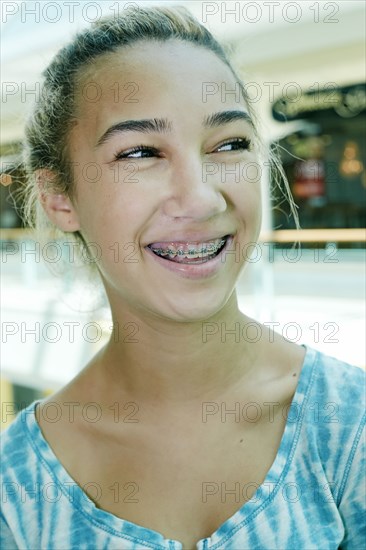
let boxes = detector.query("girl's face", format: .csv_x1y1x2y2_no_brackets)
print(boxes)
68,40,262,321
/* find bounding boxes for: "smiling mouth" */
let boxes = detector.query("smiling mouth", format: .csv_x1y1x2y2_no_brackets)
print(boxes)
147,235,231,264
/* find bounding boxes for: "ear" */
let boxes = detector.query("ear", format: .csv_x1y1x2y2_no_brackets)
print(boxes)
36,169,80,232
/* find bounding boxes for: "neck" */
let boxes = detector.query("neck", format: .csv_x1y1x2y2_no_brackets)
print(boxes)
93,291,263,408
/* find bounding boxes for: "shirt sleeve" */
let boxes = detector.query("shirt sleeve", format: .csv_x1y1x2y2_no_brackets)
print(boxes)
0,512,18,550
338,416,366,549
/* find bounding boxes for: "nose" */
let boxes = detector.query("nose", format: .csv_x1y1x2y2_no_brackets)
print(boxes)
162,154,228,221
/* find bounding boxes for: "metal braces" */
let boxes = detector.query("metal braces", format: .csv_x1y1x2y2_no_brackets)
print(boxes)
152,239,226,256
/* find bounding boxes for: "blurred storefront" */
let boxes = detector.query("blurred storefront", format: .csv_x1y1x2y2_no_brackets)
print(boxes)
271,83,366,237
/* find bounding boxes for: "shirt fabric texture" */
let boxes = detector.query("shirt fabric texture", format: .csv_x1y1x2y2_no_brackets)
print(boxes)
1,345,365,549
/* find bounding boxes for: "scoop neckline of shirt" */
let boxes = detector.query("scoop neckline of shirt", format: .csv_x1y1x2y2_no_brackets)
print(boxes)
25,344,318,550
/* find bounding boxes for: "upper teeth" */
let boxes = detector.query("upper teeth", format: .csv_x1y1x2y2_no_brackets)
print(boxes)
150,237,227,257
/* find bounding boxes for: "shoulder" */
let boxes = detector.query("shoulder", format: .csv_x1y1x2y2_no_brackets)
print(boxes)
313,346,365,376
0,400,42,480
299,347,365,488
307,346,365,412
302,346,365,426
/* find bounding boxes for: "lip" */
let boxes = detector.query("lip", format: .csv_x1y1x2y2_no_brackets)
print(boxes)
144,234,235,280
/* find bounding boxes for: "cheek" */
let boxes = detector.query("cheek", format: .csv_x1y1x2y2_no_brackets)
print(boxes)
72,160,139,236
231,167,262,217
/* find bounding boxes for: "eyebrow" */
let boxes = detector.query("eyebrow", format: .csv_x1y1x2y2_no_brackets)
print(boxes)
95,110,254,147
204,110,253,129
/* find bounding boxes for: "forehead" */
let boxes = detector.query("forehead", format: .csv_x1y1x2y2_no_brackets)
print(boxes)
73,40,248,137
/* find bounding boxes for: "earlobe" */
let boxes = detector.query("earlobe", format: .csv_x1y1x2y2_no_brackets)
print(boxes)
35,169,81,232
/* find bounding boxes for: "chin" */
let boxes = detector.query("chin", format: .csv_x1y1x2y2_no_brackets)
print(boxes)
161,291,235,323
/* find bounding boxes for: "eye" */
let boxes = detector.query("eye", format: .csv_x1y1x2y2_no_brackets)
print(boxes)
114,145,161,160
215,137,252,153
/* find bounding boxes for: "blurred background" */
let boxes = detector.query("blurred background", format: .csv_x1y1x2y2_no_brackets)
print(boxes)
1,0,365,427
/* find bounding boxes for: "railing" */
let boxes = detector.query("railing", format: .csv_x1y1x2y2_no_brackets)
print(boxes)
1,227,365,243
259,228,366,243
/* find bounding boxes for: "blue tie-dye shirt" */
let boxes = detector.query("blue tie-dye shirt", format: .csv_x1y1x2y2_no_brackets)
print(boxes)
1,345,365,549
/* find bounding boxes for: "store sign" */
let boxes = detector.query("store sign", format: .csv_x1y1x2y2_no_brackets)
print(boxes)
272,83,366,121
292,159,325,199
